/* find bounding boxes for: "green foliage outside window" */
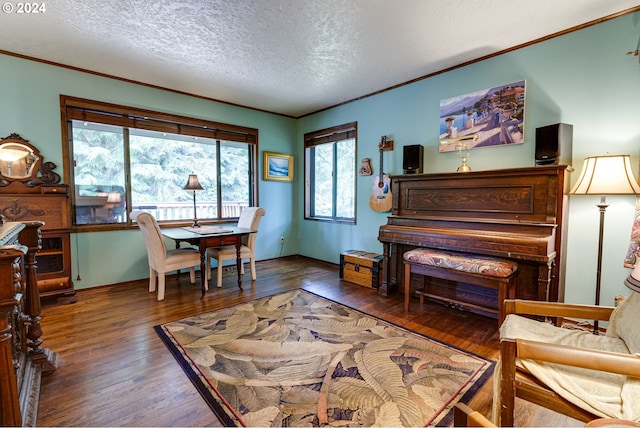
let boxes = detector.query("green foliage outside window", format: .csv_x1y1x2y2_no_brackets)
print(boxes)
72,121,253,225
305,123,356,223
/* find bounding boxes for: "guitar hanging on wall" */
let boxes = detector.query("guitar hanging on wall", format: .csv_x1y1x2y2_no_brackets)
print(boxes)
369,136,393,212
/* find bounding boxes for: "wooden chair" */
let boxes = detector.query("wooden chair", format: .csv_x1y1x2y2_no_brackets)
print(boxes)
497,295,640,426
131,210,202,300
207,207,265,288
454,403,496,427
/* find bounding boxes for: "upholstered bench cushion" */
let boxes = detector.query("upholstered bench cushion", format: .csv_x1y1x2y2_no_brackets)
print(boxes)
403,248,517,277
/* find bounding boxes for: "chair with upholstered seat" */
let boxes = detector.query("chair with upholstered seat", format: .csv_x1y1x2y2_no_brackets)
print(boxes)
496,262,640,426
207,207,265,288
131,210,203,301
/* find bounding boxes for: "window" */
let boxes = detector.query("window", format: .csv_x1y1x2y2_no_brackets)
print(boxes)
61,96,258,229
304,122,357,223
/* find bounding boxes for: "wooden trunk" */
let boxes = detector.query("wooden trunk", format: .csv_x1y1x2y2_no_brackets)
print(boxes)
339,250,383,289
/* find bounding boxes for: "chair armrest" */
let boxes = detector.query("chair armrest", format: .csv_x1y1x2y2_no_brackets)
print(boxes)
510,337,640,377
498,336,638,426
503,299,615,322
453,403,496,427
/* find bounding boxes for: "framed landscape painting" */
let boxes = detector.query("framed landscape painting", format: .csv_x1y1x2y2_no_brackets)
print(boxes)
438,80,526,153
263,151,294,182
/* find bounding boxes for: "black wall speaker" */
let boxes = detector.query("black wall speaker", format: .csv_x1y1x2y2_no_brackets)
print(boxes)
535,123,573,166
403,144,423,174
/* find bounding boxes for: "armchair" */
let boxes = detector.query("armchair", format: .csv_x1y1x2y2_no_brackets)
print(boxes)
454,403,496,427
497,289,640,426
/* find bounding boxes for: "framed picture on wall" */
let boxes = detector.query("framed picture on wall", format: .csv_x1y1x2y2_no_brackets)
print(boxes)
438,80,526,153
263,151,294,182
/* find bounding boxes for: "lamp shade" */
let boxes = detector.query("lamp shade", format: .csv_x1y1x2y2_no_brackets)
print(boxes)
0,147,29,162
106,191,121,204
183,173,204,191
570,155,640,195
625,262,640,293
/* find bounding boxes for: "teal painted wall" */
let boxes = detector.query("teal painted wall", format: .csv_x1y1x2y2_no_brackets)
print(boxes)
0,54,298,288
2,12,639,307
297,12,640,307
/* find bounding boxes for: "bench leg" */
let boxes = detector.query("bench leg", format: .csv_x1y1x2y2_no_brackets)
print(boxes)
499,276,518,325
404,262,411,312
498,283,506,324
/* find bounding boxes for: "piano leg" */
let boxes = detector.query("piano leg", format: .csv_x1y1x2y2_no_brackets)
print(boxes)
536,260,554,302
379,242,399,297
379,242,391,297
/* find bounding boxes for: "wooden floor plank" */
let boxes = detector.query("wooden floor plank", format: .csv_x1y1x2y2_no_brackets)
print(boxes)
36,256,581,427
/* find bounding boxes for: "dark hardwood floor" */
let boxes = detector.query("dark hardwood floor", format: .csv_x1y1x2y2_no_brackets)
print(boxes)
36,256,581,427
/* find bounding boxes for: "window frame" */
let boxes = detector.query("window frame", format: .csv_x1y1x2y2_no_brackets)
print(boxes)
60,95,259,231
304,122,357,224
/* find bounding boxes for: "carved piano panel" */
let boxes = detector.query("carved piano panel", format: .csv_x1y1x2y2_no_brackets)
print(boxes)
378,165,570,314
392,168,561,223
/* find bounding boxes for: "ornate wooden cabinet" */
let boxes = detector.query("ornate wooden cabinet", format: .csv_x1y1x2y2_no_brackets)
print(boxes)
0,221,57,426
0,134,75,302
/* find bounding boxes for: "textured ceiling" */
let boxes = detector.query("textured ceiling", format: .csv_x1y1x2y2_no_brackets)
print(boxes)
1,1,639,117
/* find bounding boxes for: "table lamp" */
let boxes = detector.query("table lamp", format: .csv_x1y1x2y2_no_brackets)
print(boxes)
183,173,204,227
570,154,640,333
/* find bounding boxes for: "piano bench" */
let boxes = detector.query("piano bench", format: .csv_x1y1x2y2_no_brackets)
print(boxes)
403,248,518,323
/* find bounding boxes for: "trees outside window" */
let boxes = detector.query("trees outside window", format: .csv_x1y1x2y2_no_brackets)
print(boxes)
304,122,356,223
62,96,257,228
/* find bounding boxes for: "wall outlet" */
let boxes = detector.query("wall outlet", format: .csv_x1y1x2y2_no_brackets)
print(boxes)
279,236,285,244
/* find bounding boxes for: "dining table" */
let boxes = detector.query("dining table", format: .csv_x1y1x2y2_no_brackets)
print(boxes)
162,225,256,297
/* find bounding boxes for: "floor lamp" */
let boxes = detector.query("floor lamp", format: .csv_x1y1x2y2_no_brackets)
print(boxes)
183,173,204,227
570,155,640,334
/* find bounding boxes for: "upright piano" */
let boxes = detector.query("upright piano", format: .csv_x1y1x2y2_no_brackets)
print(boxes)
378,165,570,315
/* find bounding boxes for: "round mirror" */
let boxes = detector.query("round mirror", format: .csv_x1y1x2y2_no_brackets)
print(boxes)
0,134,43,182
0,143,38,178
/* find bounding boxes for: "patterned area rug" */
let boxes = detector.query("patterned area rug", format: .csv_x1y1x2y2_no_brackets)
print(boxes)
155,289,494,427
